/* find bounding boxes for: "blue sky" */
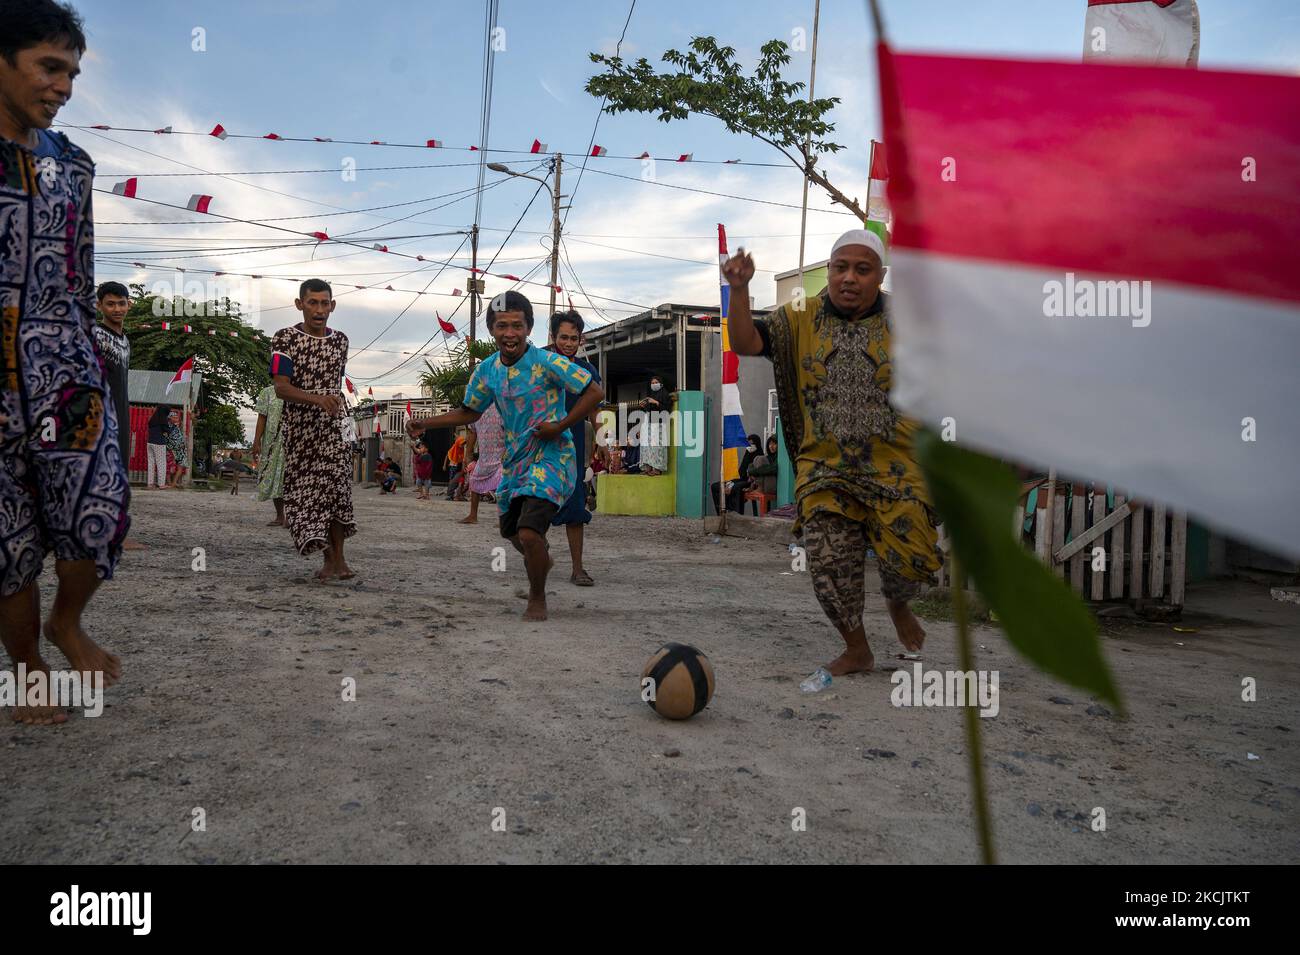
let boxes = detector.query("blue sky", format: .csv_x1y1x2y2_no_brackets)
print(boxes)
63,0,1300,412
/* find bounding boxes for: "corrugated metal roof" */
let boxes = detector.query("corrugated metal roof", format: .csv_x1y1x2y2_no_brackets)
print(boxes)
127,369,204,406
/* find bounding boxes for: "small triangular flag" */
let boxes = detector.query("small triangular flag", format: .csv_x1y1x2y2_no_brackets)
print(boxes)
676,154,693,163
111,178,137,198
426,139,442,148
209,124,228,140
530,139,547,154
264,133,283,141
590,145,607,157
153,126,172,135
186,194,214,214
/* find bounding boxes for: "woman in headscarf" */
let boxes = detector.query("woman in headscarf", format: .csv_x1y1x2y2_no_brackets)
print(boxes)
637,375,671,476
163,408,188,489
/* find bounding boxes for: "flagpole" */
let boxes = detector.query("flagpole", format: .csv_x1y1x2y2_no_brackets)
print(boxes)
867,0,995,865
865,138,876,228
795,0,822,302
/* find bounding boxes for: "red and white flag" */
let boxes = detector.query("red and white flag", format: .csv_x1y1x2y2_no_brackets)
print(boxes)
367,386,374,398
264,133,283,141
110,178,137,198
344,377,355,395
166,357,194,394
637,151,650,159
866,140,889,234
405,401,413,421
437,312,456,336
209,123,228,140
676,154,693,163
1084,0,1199,66
878,43,1300,558
186,194,213,214
314,137,333,142
153,126,172,135
590,145,607,157
530,139,548,154
426,139,443,148
309,231,329,242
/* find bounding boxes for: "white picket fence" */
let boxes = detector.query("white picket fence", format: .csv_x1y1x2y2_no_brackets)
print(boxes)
937,479,1187,608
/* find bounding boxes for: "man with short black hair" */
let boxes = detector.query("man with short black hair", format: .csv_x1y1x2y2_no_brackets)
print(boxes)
0,0,130,724
94,281,143,550
270,279,357,580
547,310,603,586
410,292,604,621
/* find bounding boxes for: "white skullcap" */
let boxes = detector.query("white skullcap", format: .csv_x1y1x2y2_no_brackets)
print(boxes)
830,228,886,262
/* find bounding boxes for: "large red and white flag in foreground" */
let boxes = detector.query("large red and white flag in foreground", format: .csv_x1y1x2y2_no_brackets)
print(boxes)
1084,0,1199,66
879,45,1300,558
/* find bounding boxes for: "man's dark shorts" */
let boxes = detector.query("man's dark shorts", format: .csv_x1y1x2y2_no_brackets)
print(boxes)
500,495,558,539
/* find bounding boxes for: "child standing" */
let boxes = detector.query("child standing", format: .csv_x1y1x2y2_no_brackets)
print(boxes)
414,443,434,500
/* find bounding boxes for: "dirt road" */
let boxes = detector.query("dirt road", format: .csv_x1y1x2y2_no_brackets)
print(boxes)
3,488,1296,863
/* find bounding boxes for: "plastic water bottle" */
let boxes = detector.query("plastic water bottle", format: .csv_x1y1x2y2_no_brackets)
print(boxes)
799,667,832,693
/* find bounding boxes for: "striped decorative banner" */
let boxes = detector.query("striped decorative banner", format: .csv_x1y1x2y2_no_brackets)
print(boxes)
718,223,748,482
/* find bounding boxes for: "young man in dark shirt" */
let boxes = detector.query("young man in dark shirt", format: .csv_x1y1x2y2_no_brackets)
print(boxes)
94,282,143,550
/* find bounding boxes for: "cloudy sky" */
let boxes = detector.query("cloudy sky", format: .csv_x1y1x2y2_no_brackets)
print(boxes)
64,0,1299,422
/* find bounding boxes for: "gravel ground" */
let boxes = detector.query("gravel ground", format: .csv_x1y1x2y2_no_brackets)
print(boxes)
2,486,1296,864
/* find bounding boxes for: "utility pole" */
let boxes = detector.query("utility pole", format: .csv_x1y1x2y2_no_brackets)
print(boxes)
548,154,563,315
468,223,480,367
795,0,821,302
469,223,480,343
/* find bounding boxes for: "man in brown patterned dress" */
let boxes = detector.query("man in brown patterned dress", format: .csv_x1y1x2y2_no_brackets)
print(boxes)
270,279,357,580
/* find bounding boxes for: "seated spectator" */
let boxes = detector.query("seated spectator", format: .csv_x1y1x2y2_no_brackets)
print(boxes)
381,456,402,494
711,434,762,515
747,435,780,497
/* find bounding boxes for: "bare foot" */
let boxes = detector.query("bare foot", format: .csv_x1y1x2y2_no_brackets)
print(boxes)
42,619,121,688
458,516,477,524
522,598,548,621
570,571,594,586
889,601,926,652
335,561,355,581
10,657,69,725
314,567,337,582
826,645,875,676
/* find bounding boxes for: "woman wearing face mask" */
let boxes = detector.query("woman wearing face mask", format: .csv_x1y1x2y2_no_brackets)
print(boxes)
636,376,671,476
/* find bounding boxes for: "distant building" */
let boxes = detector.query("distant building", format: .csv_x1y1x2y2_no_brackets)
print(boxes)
125,369,202,485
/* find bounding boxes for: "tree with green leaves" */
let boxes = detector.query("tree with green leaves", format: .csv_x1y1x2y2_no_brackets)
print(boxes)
418,338,499,407
123,292,271,410
587,36,865,220
120,289,268,475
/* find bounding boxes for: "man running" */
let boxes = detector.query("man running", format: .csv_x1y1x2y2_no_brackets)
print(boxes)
1,1,129,724
725,229,943,679
270,280,357,580
409,292,603,621
546,309,603,586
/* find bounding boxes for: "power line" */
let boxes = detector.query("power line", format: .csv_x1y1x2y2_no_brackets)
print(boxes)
563,0,637,234
347,231,472,362
585,166,858,214
352,173,547,383
59,122,788,167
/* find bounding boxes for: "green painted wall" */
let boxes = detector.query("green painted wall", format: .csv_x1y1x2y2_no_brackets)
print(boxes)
674,390,708,518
